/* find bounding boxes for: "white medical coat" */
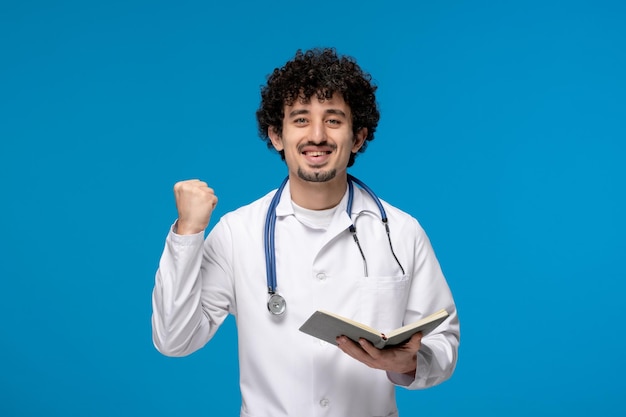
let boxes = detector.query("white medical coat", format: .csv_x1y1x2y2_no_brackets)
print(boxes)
152,181,459,417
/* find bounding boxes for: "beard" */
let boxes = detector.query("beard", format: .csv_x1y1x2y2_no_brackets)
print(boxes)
297,167,337,182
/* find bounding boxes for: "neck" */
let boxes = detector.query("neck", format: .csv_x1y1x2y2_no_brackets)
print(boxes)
288,172,348,210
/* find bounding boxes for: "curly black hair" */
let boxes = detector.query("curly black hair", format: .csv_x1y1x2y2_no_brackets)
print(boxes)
256,47,380,167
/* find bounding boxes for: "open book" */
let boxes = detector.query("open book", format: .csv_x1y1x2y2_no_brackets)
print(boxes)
299,308,449,349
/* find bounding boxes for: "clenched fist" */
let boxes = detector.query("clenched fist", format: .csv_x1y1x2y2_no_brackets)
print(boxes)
173,179,218,235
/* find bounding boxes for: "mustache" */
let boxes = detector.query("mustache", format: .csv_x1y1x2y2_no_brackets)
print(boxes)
297,141,337,152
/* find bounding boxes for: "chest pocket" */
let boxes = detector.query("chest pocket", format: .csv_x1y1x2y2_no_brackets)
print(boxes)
357,274,410,333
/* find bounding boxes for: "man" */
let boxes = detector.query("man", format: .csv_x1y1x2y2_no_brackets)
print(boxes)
152,48,459,417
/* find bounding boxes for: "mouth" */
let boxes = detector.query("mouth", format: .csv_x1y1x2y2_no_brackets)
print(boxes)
297,142,337,166
303,150,332,157
301,148,333,165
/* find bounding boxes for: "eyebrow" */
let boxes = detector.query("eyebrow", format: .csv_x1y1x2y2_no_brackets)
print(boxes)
287,108,347,118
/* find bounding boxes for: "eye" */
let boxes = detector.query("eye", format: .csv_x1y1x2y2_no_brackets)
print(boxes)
294,117,308,125
326,119,341,126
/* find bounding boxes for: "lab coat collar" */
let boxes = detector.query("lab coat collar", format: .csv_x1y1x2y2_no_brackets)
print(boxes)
273,177,370,224
274,180,295,217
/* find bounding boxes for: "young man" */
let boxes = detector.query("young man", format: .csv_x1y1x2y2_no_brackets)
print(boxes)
152,48,459,417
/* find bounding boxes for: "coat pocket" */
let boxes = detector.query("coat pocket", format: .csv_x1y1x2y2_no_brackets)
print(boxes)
357,274,410,334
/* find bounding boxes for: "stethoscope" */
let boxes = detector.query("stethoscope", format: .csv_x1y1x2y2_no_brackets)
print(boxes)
265,174,405,315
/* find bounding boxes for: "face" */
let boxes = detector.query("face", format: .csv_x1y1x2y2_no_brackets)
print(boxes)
268,93,367,184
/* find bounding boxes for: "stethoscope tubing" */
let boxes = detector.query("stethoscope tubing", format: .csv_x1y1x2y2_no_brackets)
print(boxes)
347,174,387,221
264,175,402,315
264,176,289,294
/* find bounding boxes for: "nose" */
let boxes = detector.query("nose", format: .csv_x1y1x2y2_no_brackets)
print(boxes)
309,119,327,143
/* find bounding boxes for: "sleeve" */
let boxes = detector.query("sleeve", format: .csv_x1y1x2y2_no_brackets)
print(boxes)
151,219,235,357
386,217,460,389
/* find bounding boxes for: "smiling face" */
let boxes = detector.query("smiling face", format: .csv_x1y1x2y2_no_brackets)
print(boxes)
268,93,367,190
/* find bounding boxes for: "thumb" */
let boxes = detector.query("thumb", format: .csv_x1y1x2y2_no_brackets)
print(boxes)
405,332,423,350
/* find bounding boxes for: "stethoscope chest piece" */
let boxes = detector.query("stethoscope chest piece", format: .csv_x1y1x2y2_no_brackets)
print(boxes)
267,293,286,315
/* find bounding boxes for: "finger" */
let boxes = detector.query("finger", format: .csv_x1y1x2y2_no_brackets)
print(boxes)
175,179,209,189
336,337,377,367
357,338,382,359
189,180,210,190
336,336,378,359
337,337,366,358
174,181,214,197
403,332,423,350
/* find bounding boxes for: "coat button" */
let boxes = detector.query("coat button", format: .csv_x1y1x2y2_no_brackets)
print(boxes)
316,272,326,281
319,398,330,407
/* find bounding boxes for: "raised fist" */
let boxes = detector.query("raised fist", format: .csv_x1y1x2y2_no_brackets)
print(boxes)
173,179,218,235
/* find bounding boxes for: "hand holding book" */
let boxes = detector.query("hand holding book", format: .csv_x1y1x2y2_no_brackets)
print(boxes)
299,309,449,349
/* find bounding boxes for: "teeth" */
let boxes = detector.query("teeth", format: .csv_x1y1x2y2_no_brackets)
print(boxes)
305,151,328,156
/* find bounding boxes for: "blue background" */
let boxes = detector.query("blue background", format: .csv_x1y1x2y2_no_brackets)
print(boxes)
1,1,625,415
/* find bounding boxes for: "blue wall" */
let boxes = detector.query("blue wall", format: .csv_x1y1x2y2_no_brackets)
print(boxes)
1,1,625,415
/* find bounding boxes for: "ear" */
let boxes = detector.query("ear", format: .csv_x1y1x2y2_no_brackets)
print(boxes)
268,126,283,151
352,127,368,153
